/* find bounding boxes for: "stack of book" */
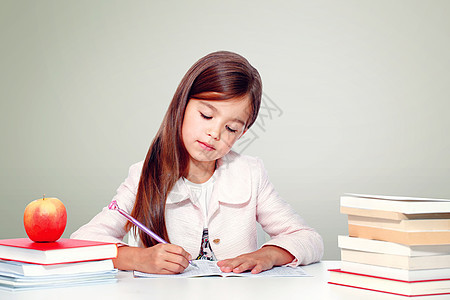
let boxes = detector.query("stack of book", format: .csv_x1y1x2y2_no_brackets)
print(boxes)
328,193,450,297
0,238,118,291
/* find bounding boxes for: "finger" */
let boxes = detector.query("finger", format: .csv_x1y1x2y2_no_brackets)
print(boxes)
164,244,192,261
162,260,188,274
218,263,234,273
232,261,255,273
217,259,236,273
158,252,191,274
151,245,190,270
216,260,227,267
156,265,185,274
165,251,191,270
217,258,235,268
155,244,191,268
250,263,265,274
218,258,247,273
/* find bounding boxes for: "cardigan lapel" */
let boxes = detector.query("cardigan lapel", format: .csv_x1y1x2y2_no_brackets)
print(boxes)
166,180,191,204
208,151,252,220
214,151,252,204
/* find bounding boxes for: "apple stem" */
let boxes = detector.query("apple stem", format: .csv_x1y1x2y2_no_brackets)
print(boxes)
43,194,45,200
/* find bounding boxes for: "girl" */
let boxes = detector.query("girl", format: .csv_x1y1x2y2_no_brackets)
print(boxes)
71,51,323,275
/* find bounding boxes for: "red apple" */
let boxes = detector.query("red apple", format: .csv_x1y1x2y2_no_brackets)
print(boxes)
23,196,67,242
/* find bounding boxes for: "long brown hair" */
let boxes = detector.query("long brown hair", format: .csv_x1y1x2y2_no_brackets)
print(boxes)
128,51,262,247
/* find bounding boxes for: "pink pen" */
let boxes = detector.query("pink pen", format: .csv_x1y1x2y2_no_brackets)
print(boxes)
108,200,195,266
108,200,167,244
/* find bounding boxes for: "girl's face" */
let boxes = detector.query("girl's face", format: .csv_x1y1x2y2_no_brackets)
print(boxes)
181,95,251,165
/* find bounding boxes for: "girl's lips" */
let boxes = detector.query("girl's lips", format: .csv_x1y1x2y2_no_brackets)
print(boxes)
197,141,215,151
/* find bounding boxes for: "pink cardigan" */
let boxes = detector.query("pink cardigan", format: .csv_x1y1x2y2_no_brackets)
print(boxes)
71,151,323,266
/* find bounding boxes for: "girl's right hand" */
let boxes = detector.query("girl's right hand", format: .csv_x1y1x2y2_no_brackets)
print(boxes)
113,244,192,274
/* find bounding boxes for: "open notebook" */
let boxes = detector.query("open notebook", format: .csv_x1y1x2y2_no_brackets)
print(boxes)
134,260,310,278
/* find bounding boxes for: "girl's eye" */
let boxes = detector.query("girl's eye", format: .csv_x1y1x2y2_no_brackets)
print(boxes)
226,126,237,133
200,113,212,120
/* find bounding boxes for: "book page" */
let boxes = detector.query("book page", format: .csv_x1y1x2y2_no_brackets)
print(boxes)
239,264,310,277
345,193,450,202
134,260,310,278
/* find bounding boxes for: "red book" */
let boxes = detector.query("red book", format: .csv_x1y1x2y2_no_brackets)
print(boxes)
0,238,118,265
328,269,450,297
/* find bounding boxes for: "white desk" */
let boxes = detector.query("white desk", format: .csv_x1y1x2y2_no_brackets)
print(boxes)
1,261,448,300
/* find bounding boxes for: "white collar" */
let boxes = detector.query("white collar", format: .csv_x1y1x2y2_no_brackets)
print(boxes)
166,151,251,205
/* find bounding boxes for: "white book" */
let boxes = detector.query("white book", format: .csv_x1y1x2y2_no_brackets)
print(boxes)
341,194,450,214
341,261,450,281
0,270,118,291
341,249,450,270
0,259,115,277
338,235,450,256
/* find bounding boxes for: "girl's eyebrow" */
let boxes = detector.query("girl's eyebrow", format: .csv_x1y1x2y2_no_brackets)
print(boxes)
199,101,218,112
199,101,246,126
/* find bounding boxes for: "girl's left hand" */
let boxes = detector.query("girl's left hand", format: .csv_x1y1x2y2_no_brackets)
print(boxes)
216,245,294,274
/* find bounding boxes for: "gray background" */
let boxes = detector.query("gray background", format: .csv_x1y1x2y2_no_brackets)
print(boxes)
1,0,449,260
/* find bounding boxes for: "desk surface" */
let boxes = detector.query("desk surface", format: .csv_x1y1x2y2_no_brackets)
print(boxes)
1,261,448,300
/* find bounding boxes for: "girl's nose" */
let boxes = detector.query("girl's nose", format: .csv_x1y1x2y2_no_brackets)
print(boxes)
208,130,220,140
208,125,221,140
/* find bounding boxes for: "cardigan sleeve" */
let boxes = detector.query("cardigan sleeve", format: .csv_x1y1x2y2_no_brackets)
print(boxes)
70,161,143,245
254,158,324,266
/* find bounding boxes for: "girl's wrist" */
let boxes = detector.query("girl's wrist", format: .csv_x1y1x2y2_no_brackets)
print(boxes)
132,246,150,271
114,245,144,271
